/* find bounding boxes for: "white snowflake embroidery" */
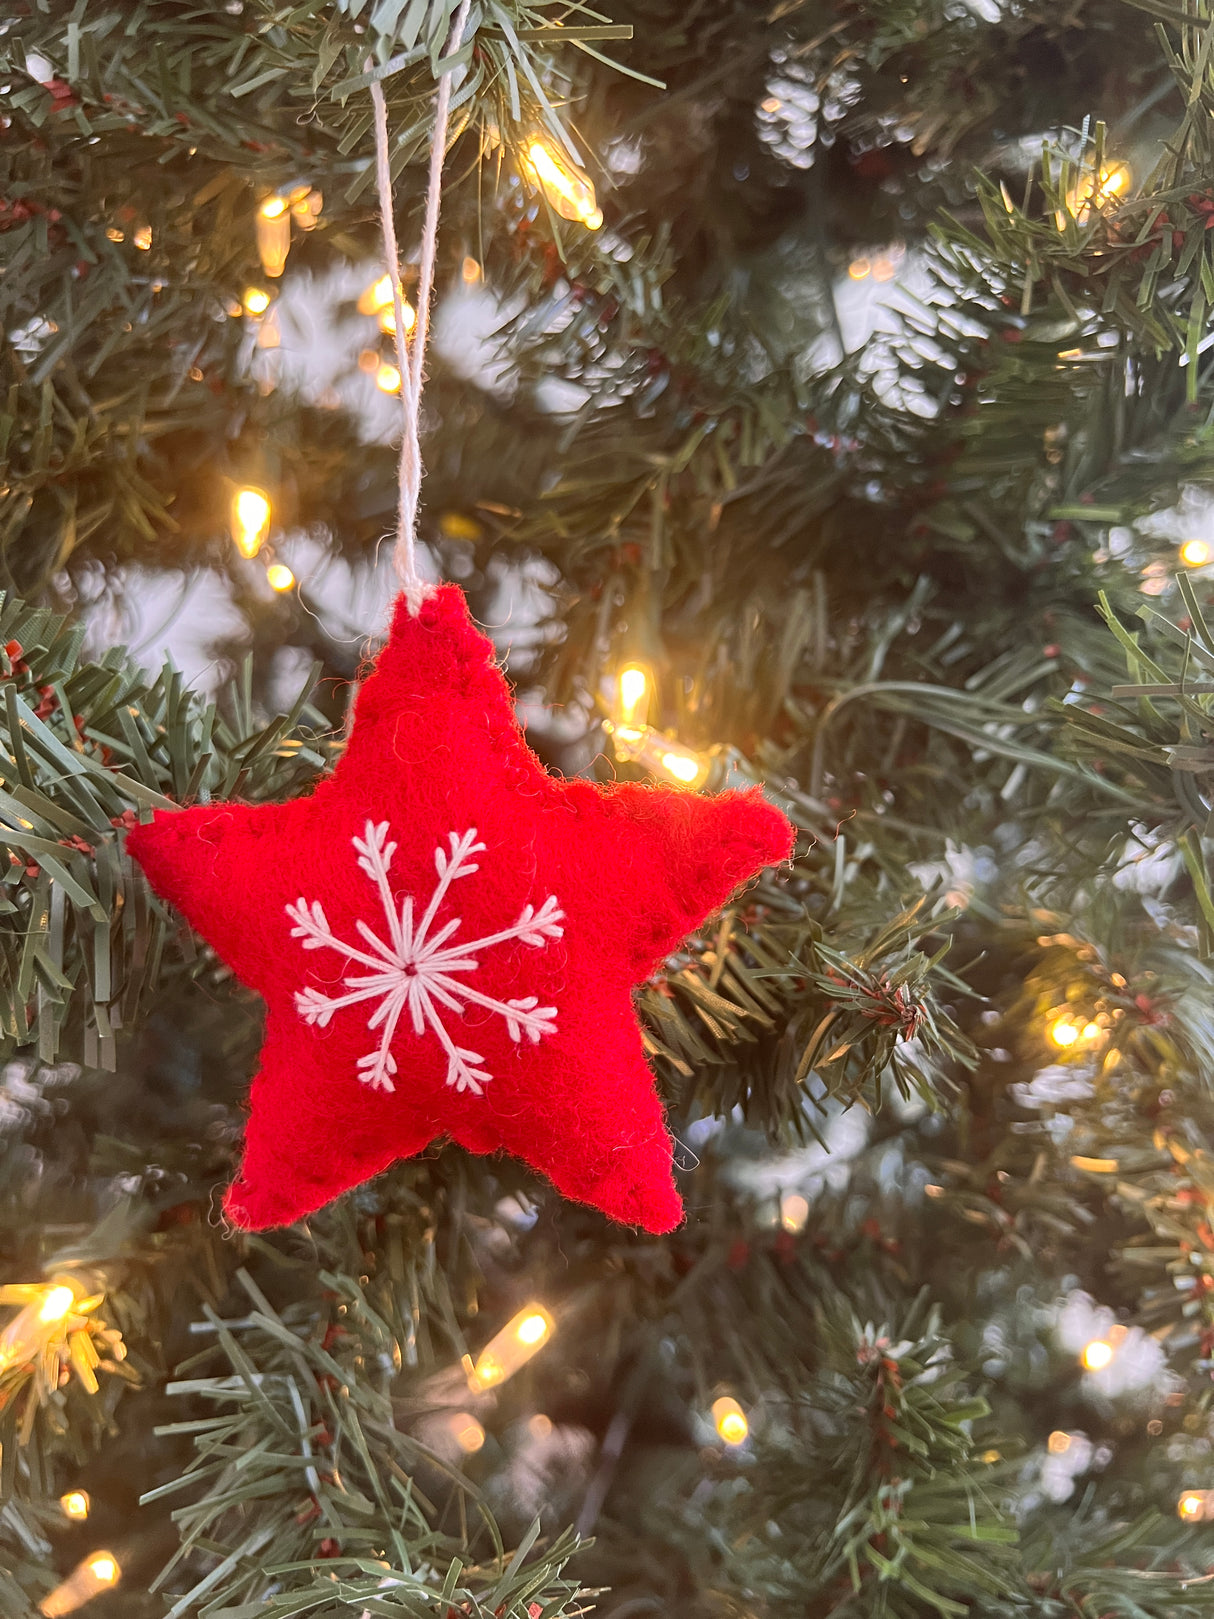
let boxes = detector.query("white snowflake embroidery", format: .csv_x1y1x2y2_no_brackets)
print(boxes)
286,821,564,1096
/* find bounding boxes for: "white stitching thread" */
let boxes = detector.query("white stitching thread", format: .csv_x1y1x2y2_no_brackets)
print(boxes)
286,821,563,1095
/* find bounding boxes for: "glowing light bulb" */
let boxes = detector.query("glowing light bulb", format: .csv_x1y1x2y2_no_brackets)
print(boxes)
848,258,871,280
133,224,152,251
1082,1338,1114,1372
517,1312,549,1345
633,731,712,788
1060,161,1131,225
231,487,271,559
256,194,291,276
38,1286,74,1324
781,1193,810,1233
378,299,417,336
462,256,482,283
1047,1431,1072,1454
658,747,704,786
1179,1489,1214,1521
38,1551,120,1617
243,286,270,315
711,1396,749,1446
523,137,602,229
266,563,295,593
618,663,650,729
467,1305,555,1391
450,1413,486,1454
1050,1018,1080,1048
358,273,394,316
619,666,648,713
59,1491,90,1521
376,362,402,394
292,188,323,229
1181,539,1211,568
1081,1022,1101,1041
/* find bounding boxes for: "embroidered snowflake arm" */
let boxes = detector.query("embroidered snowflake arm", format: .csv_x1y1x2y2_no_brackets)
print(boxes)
413,979,492,1095
429,976,558,1043
413,830,485,953
294,968,401,1028
425,895,564,968
286,898,392,973
357,982,409,1092
353,820,405,955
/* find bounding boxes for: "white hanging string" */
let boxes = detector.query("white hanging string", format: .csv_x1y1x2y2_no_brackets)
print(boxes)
369,0,473,614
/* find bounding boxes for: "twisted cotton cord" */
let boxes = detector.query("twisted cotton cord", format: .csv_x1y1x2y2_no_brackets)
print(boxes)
369,0,473,614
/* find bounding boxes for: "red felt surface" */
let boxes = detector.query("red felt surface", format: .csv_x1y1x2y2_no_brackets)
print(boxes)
128,586,793,1233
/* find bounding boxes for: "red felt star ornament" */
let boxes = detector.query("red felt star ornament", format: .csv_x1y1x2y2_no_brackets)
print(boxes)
128,587,793,1233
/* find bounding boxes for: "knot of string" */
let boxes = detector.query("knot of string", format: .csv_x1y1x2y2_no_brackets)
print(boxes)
369,0,473,615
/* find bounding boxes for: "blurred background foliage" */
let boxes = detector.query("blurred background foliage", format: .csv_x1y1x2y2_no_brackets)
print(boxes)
11,0,1214,1615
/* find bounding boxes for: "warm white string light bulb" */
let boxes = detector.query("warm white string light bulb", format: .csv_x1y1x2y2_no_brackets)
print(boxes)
38,1285,74,1323
1048,1015,1102,1049
291,186,323,230
447,1412,486,1454
38,1552,120,1616
615,663,651,740
0,1280,77,1370
358,273,417,336
522,136,603,229
266,563,295,593
603,660,712,788
231,487,271,559
378,301,417,338
1059,160,1131,226
711,1396,749,1446
1081,1338,1114,1371
466,1305,555,1392
256,195,291,277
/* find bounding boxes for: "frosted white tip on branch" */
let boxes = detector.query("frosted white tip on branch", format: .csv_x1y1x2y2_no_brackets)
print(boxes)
287,820,563,1096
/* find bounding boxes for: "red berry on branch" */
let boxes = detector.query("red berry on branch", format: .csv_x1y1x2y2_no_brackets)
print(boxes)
45,78,78,109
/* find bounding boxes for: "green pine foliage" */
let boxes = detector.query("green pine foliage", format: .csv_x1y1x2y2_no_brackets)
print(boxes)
11,0,1214,1615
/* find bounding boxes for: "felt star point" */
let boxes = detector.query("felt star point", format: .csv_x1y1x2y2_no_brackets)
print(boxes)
128,586,793,1233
